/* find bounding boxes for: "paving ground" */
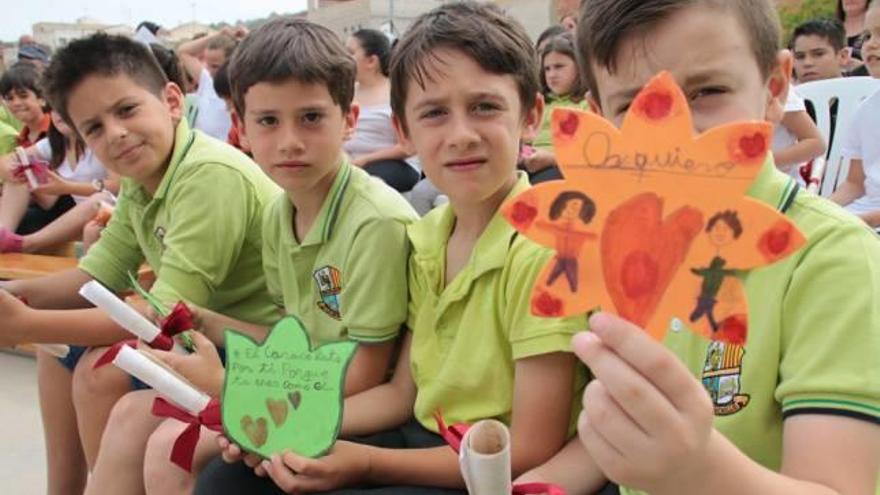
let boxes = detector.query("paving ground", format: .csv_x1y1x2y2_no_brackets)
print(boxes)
0,351,48,495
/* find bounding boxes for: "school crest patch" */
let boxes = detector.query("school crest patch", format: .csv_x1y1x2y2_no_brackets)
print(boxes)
313,266,342,320
702,341,750,415
154,226,167,248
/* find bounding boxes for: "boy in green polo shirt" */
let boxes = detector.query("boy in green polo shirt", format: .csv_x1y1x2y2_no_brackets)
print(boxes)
0,34,280,494
85,17,419,495
192,4,587,494
515,1,880,494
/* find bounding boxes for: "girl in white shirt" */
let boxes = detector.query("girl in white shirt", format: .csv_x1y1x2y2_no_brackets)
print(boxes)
0,111,118,253
345,29,420,192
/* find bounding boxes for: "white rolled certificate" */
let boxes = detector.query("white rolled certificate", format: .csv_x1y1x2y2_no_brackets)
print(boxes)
78,281,184,353
36,344,70,358
113,345,211,414
14,147,39,189
459,419,512,495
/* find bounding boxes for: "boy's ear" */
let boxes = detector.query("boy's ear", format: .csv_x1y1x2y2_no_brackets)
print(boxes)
837,47,851,68
392,112,413,152
343,103,360,141
519,92,545,142
766,49,793,113
163,82,185,122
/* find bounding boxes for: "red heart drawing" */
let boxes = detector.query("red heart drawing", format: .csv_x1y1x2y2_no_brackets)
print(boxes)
510,200,538,229
557,111,580,138
738,133,766,160
636,91,674,121
601,193,704,327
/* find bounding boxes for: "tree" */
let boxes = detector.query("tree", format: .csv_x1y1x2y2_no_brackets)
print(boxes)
778,0,836,45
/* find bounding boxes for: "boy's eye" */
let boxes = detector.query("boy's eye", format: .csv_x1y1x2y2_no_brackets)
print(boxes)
84,123,102,137
690,87,726,101
118,104,137,117
257,116,278,127
419,107,446,120
302,112,323,125
473,102,500,115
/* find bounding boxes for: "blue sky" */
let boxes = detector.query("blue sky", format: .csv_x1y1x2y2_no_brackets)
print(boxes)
3,0,309,42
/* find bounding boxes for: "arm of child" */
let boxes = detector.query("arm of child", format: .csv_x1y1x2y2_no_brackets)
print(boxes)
508,351,577,477
340,331,417,436
573,313,880,495
830,159,866,207
191,304,270,345
514,437,608,495
773,111,826,170
342,340,395,396
522,148,557,173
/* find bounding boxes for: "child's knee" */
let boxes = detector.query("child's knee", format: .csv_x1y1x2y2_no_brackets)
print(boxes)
71,348,131,401
144,421,190,493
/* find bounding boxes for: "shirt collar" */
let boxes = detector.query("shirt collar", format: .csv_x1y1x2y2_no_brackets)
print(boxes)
746,155,796,210
409,172,532,281
285,157,353,247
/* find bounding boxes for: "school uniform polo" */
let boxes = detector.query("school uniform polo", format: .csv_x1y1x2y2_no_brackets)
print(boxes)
16,113,50,148
407,173,587,433
79,119,281,325
261,159,418,346
621,159,880,495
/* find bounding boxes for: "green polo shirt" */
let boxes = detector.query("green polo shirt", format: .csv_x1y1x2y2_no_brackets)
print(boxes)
621,158,880,495
262,160,418,346
0,105,22,132
79,119,281,326
407,173,587,433
0,120,17,156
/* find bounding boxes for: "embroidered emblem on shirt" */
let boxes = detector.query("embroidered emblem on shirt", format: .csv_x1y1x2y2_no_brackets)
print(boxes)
702,341,750,415
314,266,342,320
154,226,167,248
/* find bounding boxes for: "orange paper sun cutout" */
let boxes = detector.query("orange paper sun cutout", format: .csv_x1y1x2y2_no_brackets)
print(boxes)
502,72,805,345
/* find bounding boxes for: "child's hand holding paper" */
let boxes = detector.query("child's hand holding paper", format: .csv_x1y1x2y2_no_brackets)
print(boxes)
572,313,716,494
146,330,225,397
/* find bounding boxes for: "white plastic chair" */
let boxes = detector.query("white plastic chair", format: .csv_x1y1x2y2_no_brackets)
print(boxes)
796,77,880,196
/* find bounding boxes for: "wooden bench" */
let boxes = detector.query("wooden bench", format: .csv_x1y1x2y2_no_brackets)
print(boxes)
0,252,79,280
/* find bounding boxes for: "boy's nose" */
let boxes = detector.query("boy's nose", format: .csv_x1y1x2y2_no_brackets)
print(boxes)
446,116,480,151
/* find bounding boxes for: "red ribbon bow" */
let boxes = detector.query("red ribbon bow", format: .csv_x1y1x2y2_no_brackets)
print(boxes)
13,160,50,184
433,411,567,495
93,301,195,369
152,397,222,472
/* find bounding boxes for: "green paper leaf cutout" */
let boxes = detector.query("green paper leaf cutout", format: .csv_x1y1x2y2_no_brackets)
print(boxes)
221,316,358,459
127,271,168,317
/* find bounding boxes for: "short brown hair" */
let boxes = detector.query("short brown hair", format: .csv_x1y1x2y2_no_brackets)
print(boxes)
227,17,356,117
389,1,539,134
577,0,781,102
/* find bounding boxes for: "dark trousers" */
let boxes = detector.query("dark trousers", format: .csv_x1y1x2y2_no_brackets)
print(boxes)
16,194,75,235
689,296,719,331
194,420,467,495
364,160,420,193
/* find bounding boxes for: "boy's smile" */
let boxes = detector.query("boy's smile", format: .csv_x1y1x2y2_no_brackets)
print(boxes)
3,89,45,127
67,74,182,194
592,3,782,134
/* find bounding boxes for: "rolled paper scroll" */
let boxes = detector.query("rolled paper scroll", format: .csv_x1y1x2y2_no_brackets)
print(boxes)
79,280,185,354
459,419,512,495
113,345,210,414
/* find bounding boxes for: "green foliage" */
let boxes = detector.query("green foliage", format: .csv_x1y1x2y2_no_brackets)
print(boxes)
779,0,837,45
